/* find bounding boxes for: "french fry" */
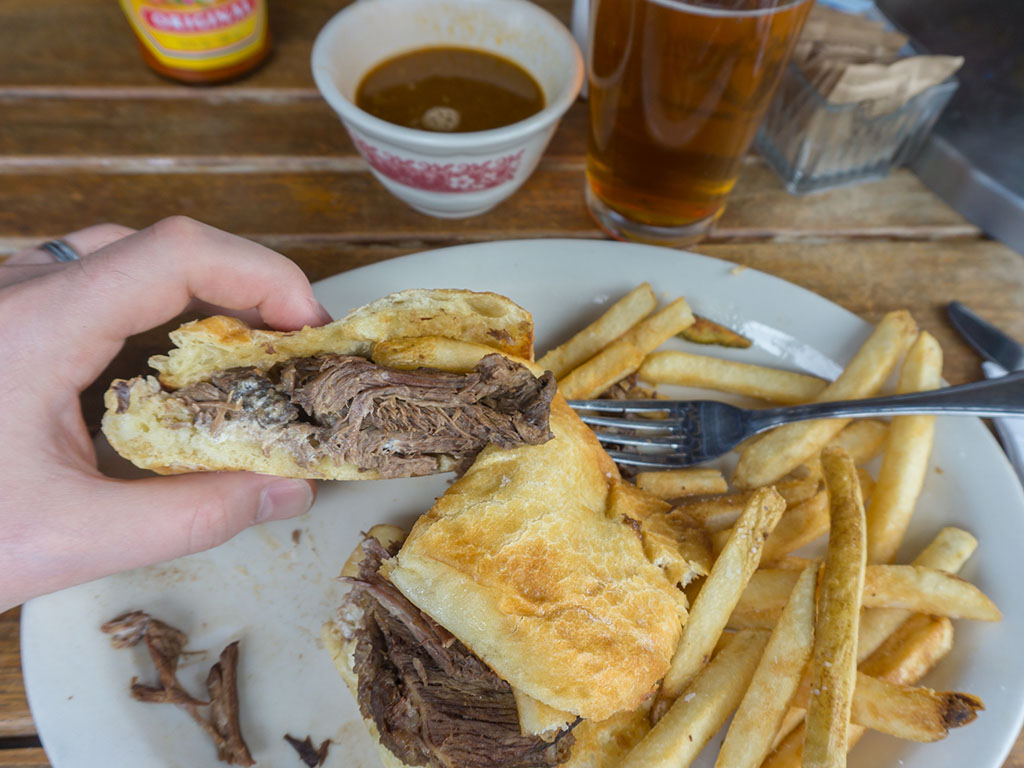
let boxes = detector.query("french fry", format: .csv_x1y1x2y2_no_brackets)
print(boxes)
621,630,770,768
621,298,696,350
715,567,817,768
729,562,998,624
774,462,824,506
803,446,866,768
768,529,980,751
714,488,827,580
861,564,1000,620
636,468,727,499
848,672,981,742
912,526,979,571
538,283,657,379
731,569,802,617
760,721,805,768
866,331,943,563
857,466,875,503
725,609,781,631
678,314,752,348
858,527,977,661
560,298,694,399
638,350,826,405
761,488,829,563
827,419,889,465
371,336,542,374
557,342,647,401
681,461,820,537
732,310,918,489
763,615,955,768
787,669,982,741
654,488,785,716
673,493,750,533
768,555,817,570
860,613,955,683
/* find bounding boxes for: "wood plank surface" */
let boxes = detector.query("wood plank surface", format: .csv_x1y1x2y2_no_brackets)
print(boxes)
0,0,358,89
0,609,32,739
0,0,572,90
0,161,977,247
0,97,590,159
0,748,49,768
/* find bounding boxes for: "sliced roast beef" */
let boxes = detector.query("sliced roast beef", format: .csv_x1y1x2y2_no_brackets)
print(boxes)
172,353,555,478
341,539,576,768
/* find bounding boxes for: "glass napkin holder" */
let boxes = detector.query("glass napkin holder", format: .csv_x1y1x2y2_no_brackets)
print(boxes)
755,62,958,194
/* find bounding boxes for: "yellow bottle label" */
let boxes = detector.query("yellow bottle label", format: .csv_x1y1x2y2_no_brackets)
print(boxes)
119,0,267,72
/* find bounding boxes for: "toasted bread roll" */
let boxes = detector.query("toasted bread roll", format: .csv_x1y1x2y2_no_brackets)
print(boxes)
102,289,555,480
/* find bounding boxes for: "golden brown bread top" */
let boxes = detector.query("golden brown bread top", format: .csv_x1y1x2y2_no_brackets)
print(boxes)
151,288,535,388
381,397,688,722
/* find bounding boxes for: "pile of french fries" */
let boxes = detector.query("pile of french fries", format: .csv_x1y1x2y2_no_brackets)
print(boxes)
539,283,1001,768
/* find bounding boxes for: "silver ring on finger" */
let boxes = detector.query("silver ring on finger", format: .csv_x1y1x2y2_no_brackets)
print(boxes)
39,239,82,263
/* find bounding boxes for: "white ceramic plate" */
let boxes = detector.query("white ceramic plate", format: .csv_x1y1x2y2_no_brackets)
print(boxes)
22,239,1024,768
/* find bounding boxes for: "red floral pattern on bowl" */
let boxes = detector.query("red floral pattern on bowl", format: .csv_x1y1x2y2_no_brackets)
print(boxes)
353,137,525,193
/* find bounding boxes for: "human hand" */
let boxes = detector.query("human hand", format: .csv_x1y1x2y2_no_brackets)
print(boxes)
0,217,333,611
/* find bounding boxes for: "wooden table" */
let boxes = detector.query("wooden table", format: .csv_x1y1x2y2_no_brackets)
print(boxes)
1,1,1022,765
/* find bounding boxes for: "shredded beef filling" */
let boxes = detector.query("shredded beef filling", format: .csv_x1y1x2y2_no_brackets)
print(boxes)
342,539,576,768
172,353,555,478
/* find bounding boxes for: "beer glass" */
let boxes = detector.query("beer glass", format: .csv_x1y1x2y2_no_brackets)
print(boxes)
585,0,813,245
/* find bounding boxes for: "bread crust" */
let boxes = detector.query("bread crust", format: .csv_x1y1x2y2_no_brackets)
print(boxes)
381,397,687,722
101,289,537,479
152,289,535,389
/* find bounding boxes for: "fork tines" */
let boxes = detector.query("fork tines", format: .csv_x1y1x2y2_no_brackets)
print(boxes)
568,399,695,468
575,415,674,432
566,399,671,413
603,450,695,468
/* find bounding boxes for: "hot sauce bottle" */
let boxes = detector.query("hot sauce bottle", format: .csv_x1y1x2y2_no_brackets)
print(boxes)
119,0,271,84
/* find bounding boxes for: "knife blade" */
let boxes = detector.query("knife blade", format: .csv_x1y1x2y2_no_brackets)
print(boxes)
948,301,1024,485
737,320,845,381
948,301,1024,372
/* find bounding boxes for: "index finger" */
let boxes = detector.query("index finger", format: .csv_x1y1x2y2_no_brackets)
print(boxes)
20,217,331,388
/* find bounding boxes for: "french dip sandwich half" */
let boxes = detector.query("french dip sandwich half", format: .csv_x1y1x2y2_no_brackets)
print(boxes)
323,342,712,767
102,289,556,480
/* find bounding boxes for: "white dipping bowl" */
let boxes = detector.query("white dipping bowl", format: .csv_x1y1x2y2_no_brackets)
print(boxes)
311,0,583,218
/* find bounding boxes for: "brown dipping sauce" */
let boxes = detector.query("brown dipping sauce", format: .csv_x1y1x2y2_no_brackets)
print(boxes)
355,46,545,133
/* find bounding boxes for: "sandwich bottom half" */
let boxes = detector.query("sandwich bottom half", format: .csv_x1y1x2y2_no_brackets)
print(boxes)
321,619,653,768
314,392,696,768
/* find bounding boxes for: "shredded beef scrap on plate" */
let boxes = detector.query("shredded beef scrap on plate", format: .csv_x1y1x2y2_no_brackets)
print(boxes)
101,611,254,766
284,734,331,767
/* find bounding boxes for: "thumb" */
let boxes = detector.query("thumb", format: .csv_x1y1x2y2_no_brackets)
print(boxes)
3,472,316,609
90,472,316,568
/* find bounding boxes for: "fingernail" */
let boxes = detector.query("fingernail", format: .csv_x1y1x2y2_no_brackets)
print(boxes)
257,479,315,523
312,300,333,326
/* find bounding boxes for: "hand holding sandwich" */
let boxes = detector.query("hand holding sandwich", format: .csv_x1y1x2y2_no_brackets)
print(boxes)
0,216,329,611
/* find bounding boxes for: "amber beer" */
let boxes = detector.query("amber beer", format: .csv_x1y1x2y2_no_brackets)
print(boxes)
586,0,812,243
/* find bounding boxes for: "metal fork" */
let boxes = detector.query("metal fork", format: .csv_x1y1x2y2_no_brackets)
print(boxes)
568,369,1024,468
